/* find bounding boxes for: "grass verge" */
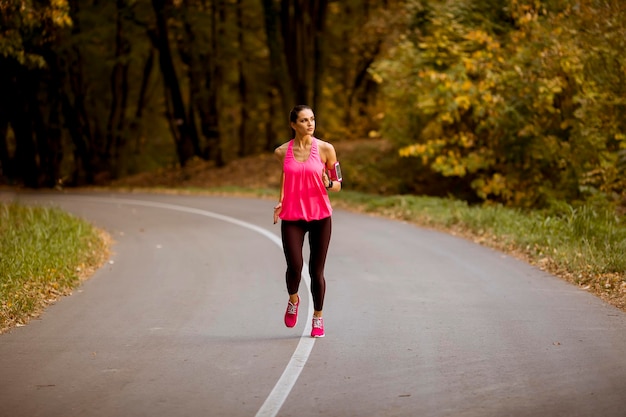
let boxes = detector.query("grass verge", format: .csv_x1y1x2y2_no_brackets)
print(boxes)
0,203,111,333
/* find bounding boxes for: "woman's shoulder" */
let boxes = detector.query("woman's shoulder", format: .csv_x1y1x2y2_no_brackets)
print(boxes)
274,140,292,159
315,138,337,156
316,138,335,149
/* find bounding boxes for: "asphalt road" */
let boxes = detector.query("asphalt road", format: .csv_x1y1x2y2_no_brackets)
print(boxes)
1,191,625,417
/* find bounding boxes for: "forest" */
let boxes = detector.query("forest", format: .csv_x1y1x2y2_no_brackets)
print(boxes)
1,0,625,211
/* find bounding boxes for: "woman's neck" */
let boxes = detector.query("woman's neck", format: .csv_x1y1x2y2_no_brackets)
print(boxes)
293,134,313,148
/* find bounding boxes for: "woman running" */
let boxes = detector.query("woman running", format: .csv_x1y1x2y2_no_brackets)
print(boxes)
273,105,342,338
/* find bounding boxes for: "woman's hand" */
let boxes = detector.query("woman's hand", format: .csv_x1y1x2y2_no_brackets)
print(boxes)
322,169,330,189
273,202,282,224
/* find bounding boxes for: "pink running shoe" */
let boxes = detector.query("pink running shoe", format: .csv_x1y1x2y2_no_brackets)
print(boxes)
311,316,325,338
284,296,299,328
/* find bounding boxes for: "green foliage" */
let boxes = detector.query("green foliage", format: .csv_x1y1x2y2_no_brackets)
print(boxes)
372,0,626,208
0,203,107,332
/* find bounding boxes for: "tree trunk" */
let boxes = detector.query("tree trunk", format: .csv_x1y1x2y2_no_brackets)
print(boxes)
0,60,14,182
129,48,154,155
106,0,131,178
237,0,248,157
311,0,328,111
61,87,94,185
28,73,52,187
265,89,279,151
150,0,196,167
61,0,96,185
198,0,223,166
179,0,203,158
279,0,328,107
261,0,293,111
9,74,39,188
43,90,63,187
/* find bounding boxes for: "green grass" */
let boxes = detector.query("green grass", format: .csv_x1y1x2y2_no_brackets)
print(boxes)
0,203,109,333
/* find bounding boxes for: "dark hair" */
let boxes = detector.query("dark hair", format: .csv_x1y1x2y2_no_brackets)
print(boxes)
289,105,313,123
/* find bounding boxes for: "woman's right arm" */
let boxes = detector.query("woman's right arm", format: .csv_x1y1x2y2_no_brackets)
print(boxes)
274,146,286,224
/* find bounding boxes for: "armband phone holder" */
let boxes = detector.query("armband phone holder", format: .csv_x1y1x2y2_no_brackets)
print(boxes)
328,162,343,182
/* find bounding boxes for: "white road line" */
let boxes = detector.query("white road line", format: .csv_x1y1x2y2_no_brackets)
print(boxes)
70,196,314,417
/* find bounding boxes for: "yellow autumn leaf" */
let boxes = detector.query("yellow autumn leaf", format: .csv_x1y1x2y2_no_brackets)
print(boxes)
440,112,454,123
454,95,471,111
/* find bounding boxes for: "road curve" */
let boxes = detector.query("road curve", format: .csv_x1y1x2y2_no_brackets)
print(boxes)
1,191,625,417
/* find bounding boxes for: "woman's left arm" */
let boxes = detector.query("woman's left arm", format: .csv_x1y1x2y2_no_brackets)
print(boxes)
322,142,341,192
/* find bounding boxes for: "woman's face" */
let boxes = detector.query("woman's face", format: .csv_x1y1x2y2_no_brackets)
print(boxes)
291,109,315,137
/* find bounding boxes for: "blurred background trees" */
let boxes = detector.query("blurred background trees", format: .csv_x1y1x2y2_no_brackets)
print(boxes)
1,0,624,212
0,0,396,186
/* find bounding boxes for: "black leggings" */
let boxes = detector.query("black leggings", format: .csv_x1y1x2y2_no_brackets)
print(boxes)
281,217,332,312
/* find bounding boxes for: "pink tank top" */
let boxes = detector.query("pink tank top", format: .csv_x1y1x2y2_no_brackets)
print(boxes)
280,138,333,221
